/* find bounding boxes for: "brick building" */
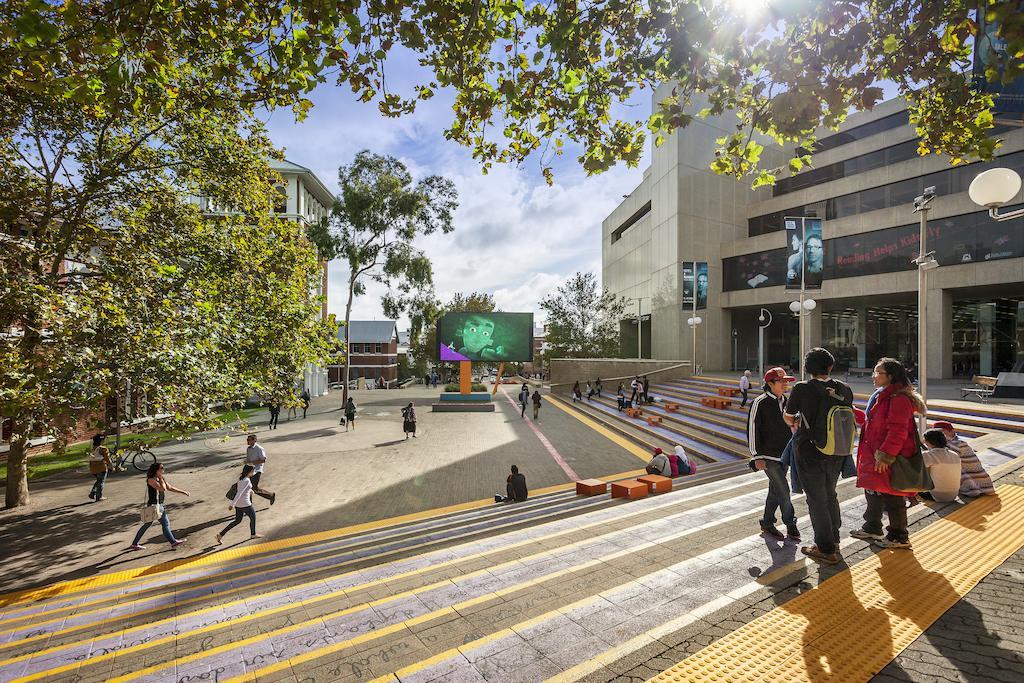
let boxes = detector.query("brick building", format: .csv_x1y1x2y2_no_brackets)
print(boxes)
328,321,400,386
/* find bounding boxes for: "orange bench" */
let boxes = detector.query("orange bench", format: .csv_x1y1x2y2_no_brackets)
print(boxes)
663,402,681,413
718,387,741,397
575,479,608,496
646,416,662,427
700,396,732,409
637,474,672,494
624,407,643,418
610,480,648,500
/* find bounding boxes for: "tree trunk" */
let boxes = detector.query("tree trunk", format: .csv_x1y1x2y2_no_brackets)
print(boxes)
342,277,355,407
4,432,30,508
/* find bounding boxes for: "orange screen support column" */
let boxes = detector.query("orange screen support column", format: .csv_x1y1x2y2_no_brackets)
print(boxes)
460,360,472,395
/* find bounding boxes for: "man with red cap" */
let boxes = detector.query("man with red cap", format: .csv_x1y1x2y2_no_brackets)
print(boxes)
747,367,799,541
646,447,671,477
933,421,995,497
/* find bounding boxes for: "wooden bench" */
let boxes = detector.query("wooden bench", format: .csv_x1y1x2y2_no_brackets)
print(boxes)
663,402,681,413
611,480,648,500
645,416,662,427
624,407,643,418
700,396,732,409
961,375,997,402
575,479,608,496
637,474,672,494
846,367,873,379
718,387,741,397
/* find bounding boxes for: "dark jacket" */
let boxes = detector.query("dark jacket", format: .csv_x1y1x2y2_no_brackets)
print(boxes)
507,473,528,501
747,387,791,466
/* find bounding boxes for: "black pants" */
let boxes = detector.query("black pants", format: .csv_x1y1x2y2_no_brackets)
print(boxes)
741,389,749,407
249,472,274,501
269,410,279,429
630,388,639,405
862,491,909,542
221,506,256,536
302,401,309,418
520,402,527,417
796,447,844,554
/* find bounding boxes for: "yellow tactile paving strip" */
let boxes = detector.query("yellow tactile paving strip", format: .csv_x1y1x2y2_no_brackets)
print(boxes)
648,484,1024,683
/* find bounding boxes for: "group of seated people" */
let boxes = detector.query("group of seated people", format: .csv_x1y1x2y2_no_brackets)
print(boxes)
645,445,694,477
919,420,996,502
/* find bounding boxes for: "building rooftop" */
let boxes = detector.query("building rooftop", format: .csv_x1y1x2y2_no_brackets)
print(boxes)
270,158,335,208
340,320,399,344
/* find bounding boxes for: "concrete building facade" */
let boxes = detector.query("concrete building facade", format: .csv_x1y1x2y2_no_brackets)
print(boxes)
603,88,1024,379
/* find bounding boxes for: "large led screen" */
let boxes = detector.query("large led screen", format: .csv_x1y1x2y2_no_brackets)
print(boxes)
437,312,534,362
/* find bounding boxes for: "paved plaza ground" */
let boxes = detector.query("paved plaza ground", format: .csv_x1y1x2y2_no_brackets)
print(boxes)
0,383,647,591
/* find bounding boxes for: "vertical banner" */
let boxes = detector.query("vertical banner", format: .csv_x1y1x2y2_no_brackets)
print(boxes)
785,217,823,290
696,262,709,310
681,262,694,309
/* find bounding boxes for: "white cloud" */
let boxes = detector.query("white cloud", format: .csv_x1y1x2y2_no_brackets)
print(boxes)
266,70,648,331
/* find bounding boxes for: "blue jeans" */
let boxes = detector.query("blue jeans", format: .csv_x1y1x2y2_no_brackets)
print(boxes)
760,460,796,528
89,472,107,499
132,510,177,546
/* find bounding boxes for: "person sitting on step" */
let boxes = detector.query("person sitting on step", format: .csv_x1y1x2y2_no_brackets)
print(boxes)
499,465,528,503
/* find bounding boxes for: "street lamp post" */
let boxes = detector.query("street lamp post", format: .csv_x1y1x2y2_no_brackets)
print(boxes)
789,298,817,380
757,308,773,378
969,167,1024,221
912,186,937,433
687,316,703,375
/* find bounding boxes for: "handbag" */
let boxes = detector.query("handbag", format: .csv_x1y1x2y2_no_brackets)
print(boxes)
139,483,164,523
891,431,934,493
226,482,238,501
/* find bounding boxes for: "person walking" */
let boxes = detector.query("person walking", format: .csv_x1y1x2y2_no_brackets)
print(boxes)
595,377,602,397
642,376,651,404
531,389,542,420
629,376,640,405
518,386,529,418
585,380,595,401
344,397,356,431
130,462,189,550
572,381,582,403
739,370,752,408
784,348,856,565
268,401,281,430
216,464,262,544
850,358,924,549
300,388,311,418
244,434,277,505
402,402,417,439
747,367,800,541
87,444,114,502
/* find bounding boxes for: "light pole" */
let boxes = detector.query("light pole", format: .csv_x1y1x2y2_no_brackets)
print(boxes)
687,315,703,375
969,167,1024,221
758,308,773,378
912,186,938,433
789,298,817,380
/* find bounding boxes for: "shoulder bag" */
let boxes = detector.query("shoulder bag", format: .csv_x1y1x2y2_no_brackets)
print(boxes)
140,484,163,523
891,429,935,493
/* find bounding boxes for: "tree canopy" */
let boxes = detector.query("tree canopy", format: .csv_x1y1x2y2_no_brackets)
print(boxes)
4,2,1023,189
540,272,625,360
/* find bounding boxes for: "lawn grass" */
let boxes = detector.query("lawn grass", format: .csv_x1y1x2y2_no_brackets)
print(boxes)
0,406,265,483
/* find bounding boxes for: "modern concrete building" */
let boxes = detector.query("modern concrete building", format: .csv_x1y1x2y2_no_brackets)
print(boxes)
194,158,334,395
602,87,1024,379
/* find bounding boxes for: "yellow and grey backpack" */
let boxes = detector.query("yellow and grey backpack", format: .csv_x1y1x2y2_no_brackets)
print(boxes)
802,381,857,456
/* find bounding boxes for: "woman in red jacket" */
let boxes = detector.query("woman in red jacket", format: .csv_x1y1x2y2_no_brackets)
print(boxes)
851,358,926,549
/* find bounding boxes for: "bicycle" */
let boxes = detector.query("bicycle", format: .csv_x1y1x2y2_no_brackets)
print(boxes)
109,442,157,473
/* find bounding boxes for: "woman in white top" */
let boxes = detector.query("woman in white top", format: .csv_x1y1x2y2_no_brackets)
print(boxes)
215,464,262,544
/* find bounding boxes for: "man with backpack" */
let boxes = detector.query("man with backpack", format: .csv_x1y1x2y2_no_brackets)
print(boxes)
783,348,856,565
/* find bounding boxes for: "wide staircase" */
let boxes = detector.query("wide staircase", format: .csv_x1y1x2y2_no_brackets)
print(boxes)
3,437,1023,683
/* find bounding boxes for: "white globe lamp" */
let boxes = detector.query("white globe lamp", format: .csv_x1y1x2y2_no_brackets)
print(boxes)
803,298,817,312
969,168,1022,208
789,301,801,314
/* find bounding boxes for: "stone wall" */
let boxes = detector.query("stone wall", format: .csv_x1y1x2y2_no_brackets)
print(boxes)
549,358,692,394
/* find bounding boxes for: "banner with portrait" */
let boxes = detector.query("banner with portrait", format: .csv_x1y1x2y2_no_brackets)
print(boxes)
785,217,823,290
681,262,708,310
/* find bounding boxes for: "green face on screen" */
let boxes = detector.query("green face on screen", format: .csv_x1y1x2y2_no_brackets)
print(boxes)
461,317,495,353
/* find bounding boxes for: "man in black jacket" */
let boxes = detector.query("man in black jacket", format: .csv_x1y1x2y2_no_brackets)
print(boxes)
503,465,528,503
747,367,799,541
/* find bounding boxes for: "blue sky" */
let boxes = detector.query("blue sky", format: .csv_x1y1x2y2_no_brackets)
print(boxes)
262,65,650,327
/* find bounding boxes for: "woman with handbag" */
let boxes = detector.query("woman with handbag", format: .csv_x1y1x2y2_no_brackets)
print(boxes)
402,402,417,439
851,358,926,549
130,462,189,551
215,464,261,544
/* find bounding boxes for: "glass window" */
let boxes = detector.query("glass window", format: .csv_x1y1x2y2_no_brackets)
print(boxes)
859,185,887,213
375,343,382,354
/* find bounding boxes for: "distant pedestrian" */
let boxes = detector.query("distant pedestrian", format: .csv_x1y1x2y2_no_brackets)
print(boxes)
499,465,528,502
216,464,262,544
301,388,311,418
287,400,298,420
851,358,923,550
747,367,799,541
518,386,529,418
629,376,640,405
432,372,439,388
402,402,417,439
268,402,280,430
784,348,856,565
585,380,595,401
344,397,356,430
739,370,752,408
642,376,651,404
616,385,627,411
87,444,114,502
244,434,276,505
595,378,603,396
130,462,189,551
531,390,542,419
572,381,582,403
424,373,431,387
